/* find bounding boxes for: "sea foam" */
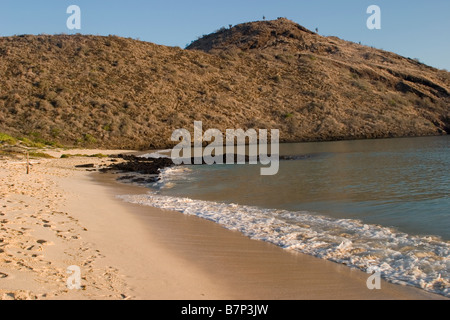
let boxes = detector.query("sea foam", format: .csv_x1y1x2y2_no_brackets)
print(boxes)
117,192,449,297
118,155,450,297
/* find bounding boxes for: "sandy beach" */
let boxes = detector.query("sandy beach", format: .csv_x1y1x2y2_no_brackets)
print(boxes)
0,150,446,300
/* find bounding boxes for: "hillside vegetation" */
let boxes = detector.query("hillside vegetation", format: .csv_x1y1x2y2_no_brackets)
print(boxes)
0,18,449,149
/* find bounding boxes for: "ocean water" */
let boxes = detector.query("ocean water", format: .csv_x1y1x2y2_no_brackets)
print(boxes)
118,136,450,297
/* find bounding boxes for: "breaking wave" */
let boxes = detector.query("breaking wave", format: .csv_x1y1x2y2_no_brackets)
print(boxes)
117,192,449,297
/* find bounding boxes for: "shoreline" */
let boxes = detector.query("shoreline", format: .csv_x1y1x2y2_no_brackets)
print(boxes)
0,152,447,299
101,173,447,300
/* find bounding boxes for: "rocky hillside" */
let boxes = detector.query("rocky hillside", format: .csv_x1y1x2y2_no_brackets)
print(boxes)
0,18,449,149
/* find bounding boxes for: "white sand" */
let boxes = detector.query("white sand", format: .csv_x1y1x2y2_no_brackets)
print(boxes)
0,153,232,299
0,152,446,300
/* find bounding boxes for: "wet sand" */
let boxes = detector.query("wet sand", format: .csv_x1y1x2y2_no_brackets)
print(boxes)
0,152,446,299
93,171,446,300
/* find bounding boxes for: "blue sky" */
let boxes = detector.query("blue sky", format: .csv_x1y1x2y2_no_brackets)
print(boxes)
0,0,449,70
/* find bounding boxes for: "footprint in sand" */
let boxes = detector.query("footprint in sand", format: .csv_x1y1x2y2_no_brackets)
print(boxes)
1,293,15,300
0,272,8,278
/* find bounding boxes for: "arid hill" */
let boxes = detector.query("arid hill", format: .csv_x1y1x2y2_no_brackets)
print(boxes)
0,18,449,149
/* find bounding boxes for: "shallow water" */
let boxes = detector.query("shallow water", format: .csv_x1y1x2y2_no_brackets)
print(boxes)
154,136,450,240
120,136,449,297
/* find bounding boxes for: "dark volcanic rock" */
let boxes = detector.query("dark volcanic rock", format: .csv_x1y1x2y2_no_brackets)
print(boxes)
188,153,311,164
101,155,174,175
279,154,312,160
75,164,95,168
117,175,159,184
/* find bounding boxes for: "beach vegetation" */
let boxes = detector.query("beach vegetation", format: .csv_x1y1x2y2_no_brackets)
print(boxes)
61,153,108,159
28,152,54,158
0,133,17,145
